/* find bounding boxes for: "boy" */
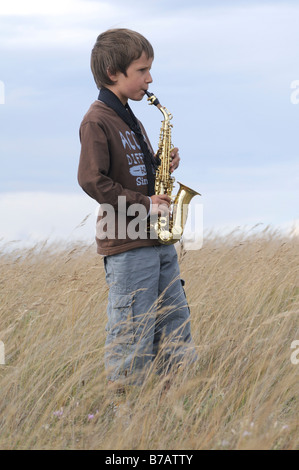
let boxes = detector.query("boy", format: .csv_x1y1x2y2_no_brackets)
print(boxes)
78,28,197,388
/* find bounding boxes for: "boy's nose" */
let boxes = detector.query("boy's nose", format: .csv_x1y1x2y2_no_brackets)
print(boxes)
146,72,153,83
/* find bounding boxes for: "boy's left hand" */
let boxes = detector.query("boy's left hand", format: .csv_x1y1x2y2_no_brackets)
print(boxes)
170,147,180,173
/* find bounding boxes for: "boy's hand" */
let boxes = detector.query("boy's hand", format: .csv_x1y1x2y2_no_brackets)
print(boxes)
170,147,180,173
150,194,171,216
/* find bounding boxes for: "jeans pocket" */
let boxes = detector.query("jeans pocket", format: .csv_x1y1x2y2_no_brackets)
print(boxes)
106,293,135,344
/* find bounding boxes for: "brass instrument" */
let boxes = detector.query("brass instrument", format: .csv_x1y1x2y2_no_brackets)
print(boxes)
146,91,201,245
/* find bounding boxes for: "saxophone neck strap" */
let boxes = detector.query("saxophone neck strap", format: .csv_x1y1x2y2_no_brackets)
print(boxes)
98,87,157,196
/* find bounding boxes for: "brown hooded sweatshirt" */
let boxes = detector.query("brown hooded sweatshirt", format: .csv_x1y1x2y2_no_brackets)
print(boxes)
78,100,160,255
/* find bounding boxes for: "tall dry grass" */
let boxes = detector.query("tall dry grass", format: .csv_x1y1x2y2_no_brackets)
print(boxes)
0,228,298,450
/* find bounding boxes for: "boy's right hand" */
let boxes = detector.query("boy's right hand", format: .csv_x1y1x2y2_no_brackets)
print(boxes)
150,194,171,216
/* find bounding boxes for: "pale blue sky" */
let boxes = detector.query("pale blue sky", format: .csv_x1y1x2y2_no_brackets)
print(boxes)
0,0,298,244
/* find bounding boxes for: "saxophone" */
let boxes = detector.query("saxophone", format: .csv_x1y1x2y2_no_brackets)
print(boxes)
145,91,201,245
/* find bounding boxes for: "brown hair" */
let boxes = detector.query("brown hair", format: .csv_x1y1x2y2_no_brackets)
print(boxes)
90,28,154,89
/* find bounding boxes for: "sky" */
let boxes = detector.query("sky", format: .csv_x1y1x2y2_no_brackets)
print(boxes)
0,0,298,248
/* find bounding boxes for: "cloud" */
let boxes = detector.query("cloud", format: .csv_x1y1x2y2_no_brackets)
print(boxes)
148,3,299,77
0,0,110,16
0,0,120,50
0,192,99,244
1,0,299,66
207,162,299,191
0,1,298,245
0,189,297,250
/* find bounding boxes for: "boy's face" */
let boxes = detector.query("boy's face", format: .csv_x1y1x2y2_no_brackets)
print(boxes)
107,52,153,105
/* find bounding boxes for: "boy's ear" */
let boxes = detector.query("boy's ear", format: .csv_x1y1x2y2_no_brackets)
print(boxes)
107,67,119,84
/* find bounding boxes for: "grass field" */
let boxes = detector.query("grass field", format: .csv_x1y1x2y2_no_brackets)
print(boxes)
0,227,298,450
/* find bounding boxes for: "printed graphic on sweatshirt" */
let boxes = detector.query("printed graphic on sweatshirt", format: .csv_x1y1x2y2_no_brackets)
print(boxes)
119,130,148,186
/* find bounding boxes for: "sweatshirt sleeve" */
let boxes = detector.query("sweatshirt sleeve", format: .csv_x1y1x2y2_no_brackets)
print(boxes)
77,121,151,214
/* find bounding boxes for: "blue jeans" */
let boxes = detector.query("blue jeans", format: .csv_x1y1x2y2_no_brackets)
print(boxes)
103,244,197,384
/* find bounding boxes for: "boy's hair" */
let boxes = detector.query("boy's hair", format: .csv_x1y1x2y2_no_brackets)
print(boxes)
91,28,154,89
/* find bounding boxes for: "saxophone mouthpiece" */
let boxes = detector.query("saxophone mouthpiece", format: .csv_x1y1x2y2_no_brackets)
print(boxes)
145,91,160,107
